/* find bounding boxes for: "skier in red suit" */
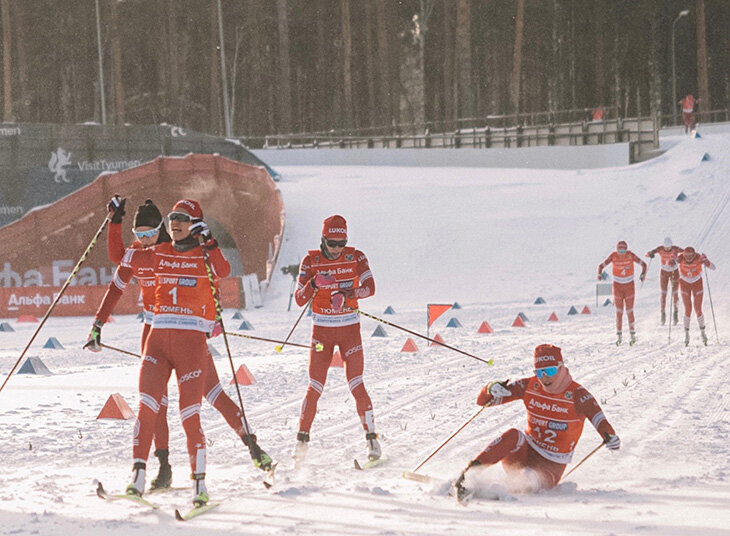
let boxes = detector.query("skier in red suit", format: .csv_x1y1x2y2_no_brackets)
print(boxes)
292,215,378,466
679,94,697,134
89,197,271,491
645,237,682,326
597,240,647,346
86,199,270,506
676,246,716,346
452,344,620,501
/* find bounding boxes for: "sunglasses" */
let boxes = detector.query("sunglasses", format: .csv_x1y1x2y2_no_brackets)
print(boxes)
167,212,192,223
132,222,162,239
617,249,627,254
534,365,560,379
325,239,347,248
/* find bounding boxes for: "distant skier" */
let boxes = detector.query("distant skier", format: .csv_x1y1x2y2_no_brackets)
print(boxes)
679,94,697,134
645,237,682,325
292,215,378,466
452,344,620,501
597,240,647,345
676,246,716,346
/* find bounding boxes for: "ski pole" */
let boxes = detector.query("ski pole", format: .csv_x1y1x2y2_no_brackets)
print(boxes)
100,343,141,359
198,241,262,469
559,442,605,484
704,266,720,344
0,213,111,395
355,309,494,366
287,279,295,312
404,404,489,478
275,295,315,353
226,331,322,351
667,289,673,345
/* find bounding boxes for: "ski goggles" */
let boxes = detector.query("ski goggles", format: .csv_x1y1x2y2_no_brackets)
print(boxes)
132,222,162,239
534,365,561,379
325,239,347,248
617,249,627,254
167,211,192,223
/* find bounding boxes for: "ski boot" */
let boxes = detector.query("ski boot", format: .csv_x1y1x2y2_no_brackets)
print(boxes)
451,460,480,504
242,434,273,471
701,328,708,346
684,329,690,347
191,473,209,507
292,431,309,469
366,432,381,461
629,331,637,346
125,461,146,497
660,311,666,325
673,308,679,325
616,331,622,346
150,449,172,490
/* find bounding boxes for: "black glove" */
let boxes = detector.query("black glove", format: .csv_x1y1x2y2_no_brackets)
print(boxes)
108,195,126,224
190,220,212,241
83,320,103,352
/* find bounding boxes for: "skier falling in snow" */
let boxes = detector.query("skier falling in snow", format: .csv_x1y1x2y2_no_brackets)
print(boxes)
292,215,379,467
85,197,273,493
597,240,647,346
645,237,682,326
452,344,620,502
86,199,271,506
676,246,716,346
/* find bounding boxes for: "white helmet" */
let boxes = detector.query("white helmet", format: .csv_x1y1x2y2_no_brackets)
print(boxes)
663,237,672,248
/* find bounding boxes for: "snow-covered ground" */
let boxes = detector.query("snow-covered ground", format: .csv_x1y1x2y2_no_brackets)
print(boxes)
1,128,729,535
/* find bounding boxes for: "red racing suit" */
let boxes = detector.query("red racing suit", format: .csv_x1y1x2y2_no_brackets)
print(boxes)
676,253,715,329
95,241,230,474
475,377,616,489
646,245,682,313
105,224,250,450
294,246,376,434
598,250,647,331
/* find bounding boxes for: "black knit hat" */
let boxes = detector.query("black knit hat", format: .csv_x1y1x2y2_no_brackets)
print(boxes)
133,200,163,229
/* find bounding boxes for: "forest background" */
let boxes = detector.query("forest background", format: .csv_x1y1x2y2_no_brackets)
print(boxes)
1,0,727,143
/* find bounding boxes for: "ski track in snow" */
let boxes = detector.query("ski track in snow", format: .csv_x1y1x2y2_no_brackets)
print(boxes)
1,129,729,535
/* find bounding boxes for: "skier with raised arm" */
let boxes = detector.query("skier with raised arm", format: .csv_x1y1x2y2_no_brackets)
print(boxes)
645,237,682,326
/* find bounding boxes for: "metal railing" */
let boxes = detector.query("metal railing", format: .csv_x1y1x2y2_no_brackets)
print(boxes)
255,115,658,163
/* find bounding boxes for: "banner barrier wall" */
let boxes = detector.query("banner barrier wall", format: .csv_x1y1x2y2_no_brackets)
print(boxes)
0,278,242,319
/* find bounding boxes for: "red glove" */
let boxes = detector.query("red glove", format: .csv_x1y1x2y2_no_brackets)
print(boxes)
331,291,346,312
311,273,336,289
210,321,223,338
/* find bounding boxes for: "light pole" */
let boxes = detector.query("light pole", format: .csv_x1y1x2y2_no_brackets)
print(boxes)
672,9,690,125
95,0,106,125
217,0,232,138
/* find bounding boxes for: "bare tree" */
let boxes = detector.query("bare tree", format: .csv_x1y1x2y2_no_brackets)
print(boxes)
509,0,525,114
363,0,377,126
695,0,710,112
208,1,222,135
341,0,353,129
110,0,124,124
276,0,292,133
593,0,606,107
2,0,13,121
442,2,455,122
375,0,392,125
455,0,474,118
